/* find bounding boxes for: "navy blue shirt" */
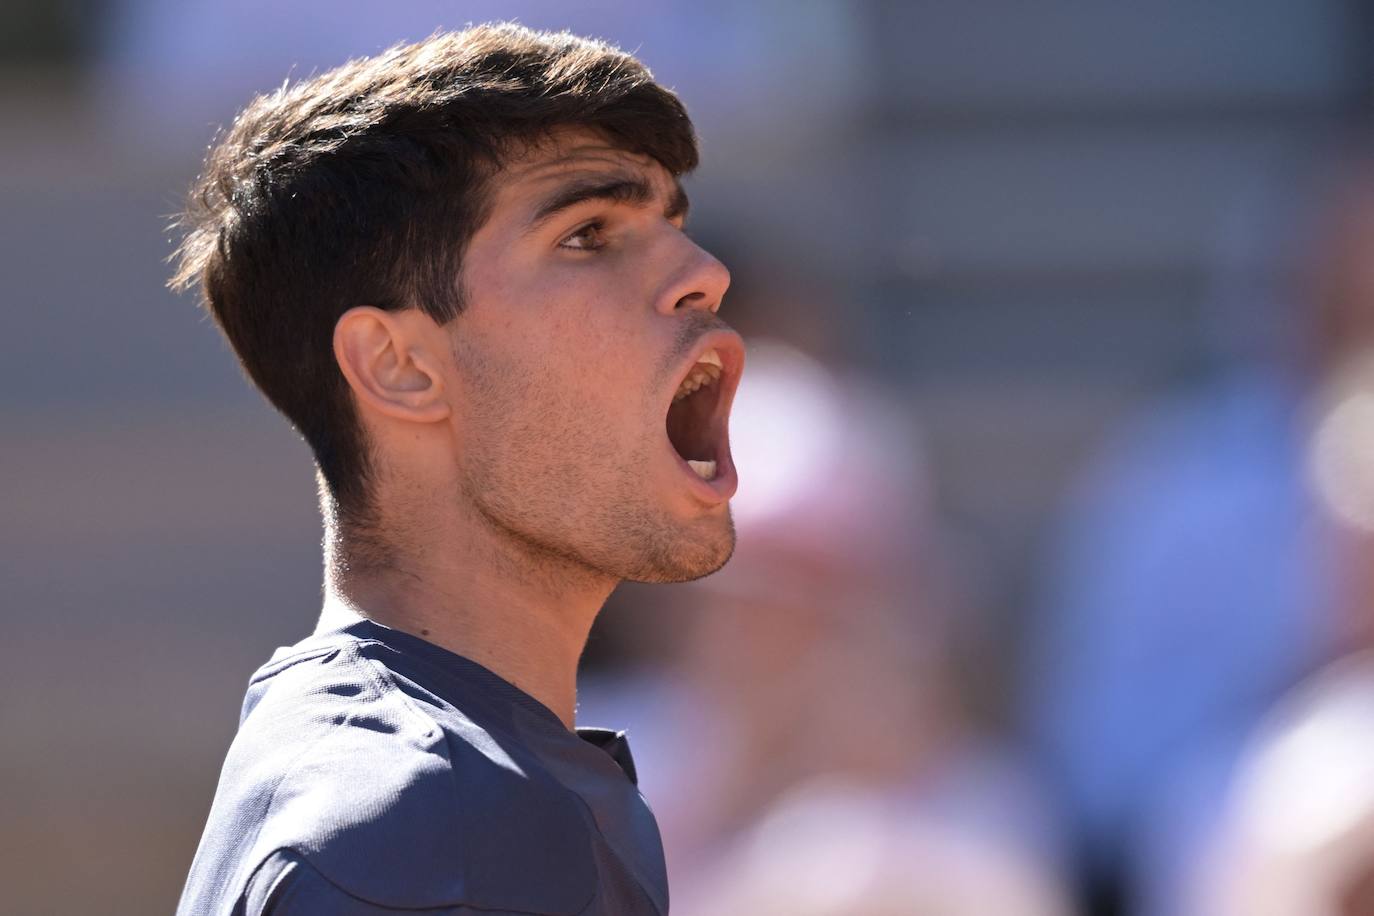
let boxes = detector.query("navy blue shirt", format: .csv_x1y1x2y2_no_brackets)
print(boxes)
177,619,668,915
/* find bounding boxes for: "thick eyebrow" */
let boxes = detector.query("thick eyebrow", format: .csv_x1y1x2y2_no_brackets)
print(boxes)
525,175,691,233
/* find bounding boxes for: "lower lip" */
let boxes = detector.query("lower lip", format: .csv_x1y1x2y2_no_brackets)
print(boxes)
670,445,738,504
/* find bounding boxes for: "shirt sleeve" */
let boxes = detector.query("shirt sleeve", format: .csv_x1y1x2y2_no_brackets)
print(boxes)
243,848,606,916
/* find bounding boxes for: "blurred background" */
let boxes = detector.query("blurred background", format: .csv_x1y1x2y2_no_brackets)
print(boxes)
7,1,1374,913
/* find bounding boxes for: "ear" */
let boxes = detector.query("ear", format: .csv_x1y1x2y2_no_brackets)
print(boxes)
333,306,451,424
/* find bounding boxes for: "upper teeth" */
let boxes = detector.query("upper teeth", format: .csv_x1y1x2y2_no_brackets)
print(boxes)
673,349,724,402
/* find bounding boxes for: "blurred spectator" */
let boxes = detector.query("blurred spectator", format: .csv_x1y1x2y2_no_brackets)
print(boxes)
581,340,1072,915
1019,143,1374,915
690,779,1070,916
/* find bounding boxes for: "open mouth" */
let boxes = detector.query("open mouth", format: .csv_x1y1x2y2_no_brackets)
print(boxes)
664,336,743,492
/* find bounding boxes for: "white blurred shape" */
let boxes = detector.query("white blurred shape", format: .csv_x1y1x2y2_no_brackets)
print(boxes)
1190,655,1374,915
728,341,845,527
744,783,886,913
1308,355,1374,531
1248,681,1374,854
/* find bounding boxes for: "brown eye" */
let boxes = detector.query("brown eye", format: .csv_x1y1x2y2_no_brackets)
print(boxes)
559,221,606,251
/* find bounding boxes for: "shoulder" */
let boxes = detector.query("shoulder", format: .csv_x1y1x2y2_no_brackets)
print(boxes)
201,638,599,914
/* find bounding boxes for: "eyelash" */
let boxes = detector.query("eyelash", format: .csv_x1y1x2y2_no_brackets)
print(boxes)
559,220,607,251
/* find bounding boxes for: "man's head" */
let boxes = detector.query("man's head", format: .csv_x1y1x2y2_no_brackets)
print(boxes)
171,24,742,584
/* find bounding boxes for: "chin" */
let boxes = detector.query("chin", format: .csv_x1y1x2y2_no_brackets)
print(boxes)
621,513,736,585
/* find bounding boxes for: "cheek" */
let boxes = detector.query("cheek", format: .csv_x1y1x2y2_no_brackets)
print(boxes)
464,330,638,461
524,295,651,405
465,259,662,450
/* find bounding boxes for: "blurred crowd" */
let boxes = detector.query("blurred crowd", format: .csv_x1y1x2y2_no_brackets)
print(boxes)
584,141,1374,915
8,2,1374,914
582,340,1073,914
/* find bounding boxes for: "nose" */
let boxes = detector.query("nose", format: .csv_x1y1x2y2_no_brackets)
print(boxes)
656,236,731,316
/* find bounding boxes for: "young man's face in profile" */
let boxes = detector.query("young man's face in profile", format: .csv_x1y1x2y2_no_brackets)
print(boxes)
441,126,743,583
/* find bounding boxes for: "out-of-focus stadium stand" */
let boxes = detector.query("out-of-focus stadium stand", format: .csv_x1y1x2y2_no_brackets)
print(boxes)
5,3,1374,913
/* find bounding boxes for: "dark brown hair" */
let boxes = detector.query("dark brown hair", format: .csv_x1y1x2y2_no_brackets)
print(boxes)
170,23,698,526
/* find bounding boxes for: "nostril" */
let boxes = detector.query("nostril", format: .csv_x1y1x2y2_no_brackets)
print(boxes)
674,291,709,311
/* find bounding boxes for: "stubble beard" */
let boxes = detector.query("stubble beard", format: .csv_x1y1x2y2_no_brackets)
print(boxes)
617,507,736,584
464,442,737,587
454,329,736,588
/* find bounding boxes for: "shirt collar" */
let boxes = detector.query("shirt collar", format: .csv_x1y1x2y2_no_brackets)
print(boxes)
332,617,641,783
574,727,640,785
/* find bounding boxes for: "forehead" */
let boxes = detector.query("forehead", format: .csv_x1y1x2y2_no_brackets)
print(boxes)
490,127,676,209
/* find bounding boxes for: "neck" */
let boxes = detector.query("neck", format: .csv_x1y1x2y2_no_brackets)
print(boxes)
320,503,617,731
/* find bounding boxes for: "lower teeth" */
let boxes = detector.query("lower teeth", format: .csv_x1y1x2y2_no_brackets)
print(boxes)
687,459,717,480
